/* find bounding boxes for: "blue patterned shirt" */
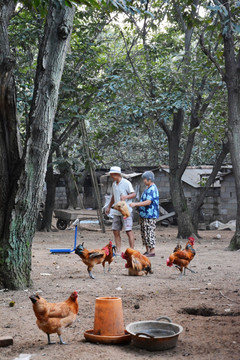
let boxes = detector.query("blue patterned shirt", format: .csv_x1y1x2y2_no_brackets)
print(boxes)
139,184,159,219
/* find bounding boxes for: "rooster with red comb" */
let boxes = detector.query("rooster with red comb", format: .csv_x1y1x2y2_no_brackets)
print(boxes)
75,241,116,279
102,241,116,273
166,237,196,277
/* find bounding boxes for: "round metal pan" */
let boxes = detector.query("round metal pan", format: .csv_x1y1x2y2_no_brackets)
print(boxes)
126,316,183,351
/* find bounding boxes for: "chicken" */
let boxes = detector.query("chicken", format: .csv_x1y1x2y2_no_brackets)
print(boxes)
29,291,78,345
121,248,153,276
75,241,114,279
112,201,130,219
102,241,116,273
166,237,196,277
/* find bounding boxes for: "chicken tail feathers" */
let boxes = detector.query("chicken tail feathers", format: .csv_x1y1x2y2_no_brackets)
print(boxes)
173,244,182,253
143,265,153,274
89,252,105,258
29,294,40,304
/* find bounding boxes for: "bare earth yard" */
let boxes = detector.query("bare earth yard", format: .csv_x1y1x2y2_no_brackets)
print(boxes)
0,225,240,360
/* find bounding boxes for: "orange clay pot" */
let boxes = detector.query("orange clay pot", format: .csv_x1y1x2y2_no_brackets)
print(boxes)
93,297,125,336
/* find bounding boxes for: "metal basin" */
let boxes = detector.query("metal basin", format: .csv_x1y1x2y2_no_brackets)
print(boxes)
126,316,183,351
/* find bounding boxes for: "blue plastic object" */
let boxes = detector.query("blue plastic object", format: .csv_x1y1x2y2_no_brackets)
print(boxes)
50,224,78,254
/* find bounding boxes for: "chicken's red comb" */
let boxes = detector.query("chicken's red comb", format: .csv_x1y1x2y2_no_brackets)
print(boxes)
166,258,173,267
109,241,112,246
188,237,195,241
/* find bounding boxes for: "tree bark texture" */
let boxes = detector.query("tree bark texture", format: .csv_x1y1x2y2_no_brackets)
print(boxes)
0,0,20,238
169,172,194,238
0,1,75,289
168,109,195,238
223,30,240,250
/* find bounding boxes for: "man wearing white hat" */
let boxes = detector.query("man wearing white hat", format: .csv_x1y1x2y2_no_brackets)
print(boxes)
106,166,136,253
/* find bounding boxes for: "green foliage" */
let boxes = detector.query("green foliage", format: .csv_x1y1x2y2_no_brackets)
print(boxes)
16,0,152,18
16,0,101,16
204,0,240,38
79,3,227,168
8,0,231,174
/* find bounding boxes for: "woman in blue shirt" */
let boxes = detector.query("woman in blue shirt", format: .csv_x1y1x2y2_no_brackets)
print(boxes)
130,171,159,257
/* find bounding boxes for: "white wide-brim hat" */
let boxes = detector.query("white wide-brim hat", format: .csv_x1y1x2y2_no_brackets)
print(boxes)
109,166,121,174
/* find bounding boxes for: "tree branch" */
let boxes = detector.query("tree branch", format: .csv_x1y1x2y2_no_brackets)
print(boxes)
119,28,149,96
56,118,79,147
158,117,172,140
172,0,187,33
193,140,229,211
199,84,219,116
168,109,185,171
179,76,218,177
200,33,225,79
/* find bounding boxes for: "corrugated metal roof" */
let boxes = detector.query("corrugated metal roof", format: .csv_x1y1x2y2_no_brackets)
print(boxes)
102,166,222,188
162,168,221,188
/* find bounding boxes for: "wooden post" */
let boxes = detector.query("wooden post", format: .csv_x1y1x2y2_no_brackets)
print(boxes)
79,118,105,233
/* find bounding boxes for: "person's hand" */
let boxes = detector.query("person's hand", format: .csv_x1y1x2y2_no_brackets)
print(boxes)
105,207,110,215
120,195,127,201
130,203,136,208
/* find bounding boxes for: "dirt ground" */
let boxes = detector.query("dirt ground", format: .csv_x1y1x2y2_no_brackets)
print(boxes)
0,224,240,360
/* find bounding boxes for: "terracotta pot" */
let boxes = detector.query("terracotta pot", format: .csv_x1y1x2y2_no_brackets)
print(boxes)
93,297,125,336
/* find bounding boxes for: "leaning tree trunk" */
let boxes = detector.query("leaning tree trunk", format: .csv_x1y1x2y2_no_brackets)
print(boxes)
167,109,195,238
223,33,240,250
0,1,75,289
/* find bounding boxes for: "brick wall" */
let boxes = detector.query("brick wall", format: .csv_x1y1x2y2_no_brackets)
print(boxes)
220,174,237,222
202,196,222,223
55,186,68,209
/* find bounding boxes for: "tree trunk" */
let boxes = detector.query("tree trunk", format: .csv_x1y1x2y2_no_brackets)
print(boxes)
222,21,240,250
228,125,240,249
0,1,75,289
199,1,240,249
40,153,58,231
0,0,20,237
167,109,194,238
169,171,194,238
191,208,201,236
